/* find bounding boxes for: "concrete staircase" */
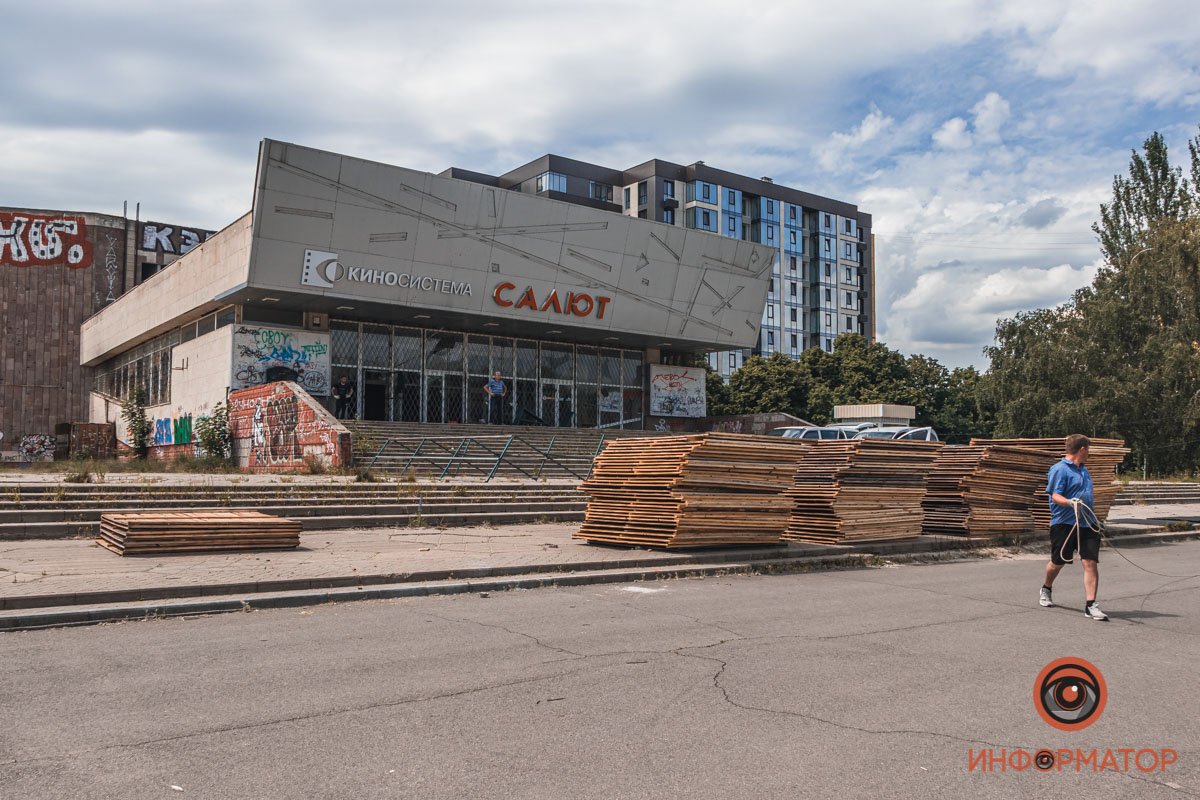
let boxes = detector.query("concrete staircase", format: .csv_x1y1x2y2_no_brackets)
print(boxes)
0,482,587,540
346,421,666,479
1114,481,1200,505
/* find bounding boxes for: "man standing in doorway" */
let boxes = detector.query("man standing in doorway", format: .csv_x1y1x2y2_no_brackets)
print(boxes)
333,374,356,420
485,371,507,425
1039,434,1108,620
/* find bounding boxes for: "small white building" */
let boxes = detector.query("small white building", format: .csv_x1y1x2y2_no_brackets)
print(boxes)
833,404,915,427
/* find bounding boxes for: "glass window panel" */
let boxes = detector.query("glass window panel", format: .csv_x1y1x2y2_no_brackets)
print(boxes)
491,337,514,377
515,340,538,378
622,351,642,386
361,324,391,368
393,327,422,371
331,321,359,366
540,343,573,381
467,336,490,375
622,388,644,429
424,331,463,372
600,349,621,384
576,347,599,383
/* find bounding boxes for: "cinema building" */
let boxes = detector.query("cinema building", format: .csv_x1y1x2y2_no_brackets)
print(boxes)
80,140,777,433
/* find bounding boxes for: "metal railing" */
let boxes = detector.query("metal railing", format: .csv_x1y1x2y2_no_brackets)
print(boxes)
365,433,603,482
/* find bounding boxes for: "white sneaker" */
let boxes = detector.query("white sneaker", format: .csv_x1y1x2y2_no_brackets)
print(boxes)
1039,587,1054,607
1084,603,1109,621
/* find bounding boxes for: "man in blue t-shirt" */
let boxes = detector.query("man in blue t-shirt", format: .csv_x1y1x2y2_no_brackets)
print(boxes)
484,371,508,424
1039,434,1107,620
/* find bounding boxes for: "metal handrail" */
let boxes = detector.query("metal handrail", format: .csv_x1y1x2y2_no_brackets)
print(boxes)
363,432,601,482
367,437,393,469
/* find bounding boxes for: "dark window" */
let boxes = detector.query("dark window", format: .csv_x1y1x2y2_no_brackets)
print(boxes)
624,187,630,210
790,282,797,297
663,181,675,198
768,278,775,293
790,308,797,322
790,334,797,348
702,209,711,227
663,209,674,224
728,189,735,205
727,216,736,232
702,183,712,201
767,331,774,346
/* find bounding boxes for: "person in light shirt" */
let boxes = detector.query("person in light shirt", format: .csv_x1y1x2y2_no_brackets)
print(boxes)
484,372,507,425
1039,434,1107,621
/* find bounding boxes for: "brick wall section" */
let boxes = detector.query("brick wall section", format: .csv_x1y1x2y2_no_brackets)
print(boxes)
228,381,351,473
0,208,128,442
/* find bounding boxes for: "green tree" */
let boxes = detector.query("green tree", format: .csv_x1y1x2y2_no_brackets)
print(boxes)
194,402,232,461
121,387,152,458
727,352,810,417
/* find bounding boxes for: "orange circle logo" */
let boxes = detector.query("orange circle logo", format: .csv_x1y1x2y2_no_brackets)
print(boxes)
1034,657,1107,732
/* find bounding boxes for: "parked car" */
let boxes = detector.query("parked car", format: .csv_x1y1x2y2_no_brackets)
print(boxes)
851,426,940,442
767,426,854,441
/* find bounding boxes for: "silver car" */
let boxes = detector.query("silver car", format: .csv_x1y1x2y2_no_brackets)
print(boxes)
851,426,940,442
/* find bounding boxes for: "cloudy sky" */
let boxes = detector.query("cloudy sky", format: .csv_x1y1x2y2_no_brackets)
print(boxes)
5,1,1200,367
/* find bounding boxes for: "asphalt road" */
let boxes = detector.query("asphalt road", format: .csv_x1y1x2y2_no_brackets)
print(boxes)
2,541,1198,799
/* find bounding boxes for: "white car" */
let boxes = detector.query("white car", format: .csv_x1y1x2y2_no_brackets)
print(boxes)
851,426,940,442
767,426,853,440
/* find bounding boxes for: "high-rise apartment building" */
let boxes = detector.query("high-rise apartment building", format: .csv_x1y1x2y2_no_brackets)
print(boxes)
446,155,873,378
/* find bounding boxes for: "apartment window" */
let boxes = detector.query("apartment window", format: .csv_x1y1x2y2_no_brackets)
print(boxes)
728,353,736,369
728,215,736,233
638,181,647,206
790,334,798,349
789,230,797,245
789,282,797,297
845,291,852,305
702,183,712,201
767,226,774,242
789,205,797,221
702,209,712,228
766,199,774,214
824,263,832,278
767,331,775,346
844,218,852,234
535,172,567,193
845,316,853,331
663,209,675,224
845,267,853,282
728,189,736,206
844,242,853,257
824,213,832,228
824,313,832,328
825,339,832,352
663,180,675,199
824,238,832,254
767,305,774,320
824,288,832,302
588,181,613,203
790,307,797,322
789,256,797,271
638,209,646,218
768,278,775,293
624,187,630,210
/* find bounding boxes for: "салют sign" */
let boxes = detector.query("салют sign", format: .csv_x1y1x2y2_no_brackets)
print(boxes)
492,282,612,320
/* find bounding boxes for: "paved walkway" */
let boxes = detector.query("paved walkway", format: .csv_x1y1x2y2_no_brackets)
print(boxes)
1,503,1197,612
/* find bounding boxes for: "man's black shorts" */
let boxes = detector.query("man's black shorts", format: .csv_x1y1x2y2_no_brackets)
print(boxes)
1049,523,1100,564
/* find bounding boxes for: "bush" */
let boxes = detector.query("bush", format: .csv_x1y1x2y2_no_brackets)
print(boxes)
194,402,232,462
121,388,152,459
302,454,327,474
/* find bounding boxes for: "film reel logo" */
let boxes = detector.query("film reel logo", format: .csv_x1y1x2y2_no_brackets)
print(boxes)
1034,657,1107,732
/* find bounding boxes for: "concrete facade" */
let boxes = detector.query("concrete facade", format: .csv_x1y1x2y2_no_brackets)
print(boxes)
80,140,776,435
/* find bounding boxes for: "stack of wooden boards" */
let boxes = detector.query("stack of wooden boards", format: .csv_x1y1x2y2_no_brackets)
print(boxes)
574,433,808,548
921,445,1051,536
969,438,1130,529
782,439,944,545
97,510,301,555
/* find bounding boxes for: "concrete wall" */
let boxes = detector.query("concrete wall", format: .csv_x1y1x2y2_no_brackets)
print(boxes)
1,208,129,442
80,213,252,366
228,381,351,472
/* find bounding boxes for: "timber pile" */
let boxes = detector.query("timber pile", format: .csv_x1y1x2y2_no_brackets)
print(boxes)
968,438,1130,528
97,510,301,555
921,445,1050,536
574,433,809,548
782,439,944,545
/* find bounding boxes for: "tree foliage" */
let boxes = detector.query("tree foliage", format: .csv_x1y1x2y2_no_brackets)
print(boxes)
987,126,1200,474
121,387,152,459
194,402,232,461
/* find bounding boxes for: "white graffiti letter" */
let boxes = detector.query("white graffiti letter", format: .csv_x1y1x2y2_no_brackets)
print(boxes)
179,228,201,254
0,216,29,263
142,224,174,253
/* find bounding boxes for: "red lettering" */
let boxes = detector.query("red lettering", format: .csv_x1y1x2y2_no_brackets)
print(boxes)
539,289,562,314
515,287,538,311
492,281,516,307
596,295,612,320
0,212,93,268
569,292,594,317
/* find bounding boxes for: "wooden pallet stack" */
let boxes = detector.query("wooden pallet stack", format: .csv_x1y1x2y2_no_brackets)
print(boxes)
97,510,302,555
968,437,1130,529
781,439,944,545
574,433,809,548
921,445,1052,536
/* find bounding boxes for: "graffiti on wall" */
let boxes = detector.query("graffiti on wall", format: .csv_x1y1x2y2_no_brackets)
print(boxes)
153,415,193,446
138,221,214,256
0,212,93,268
232,326,331,395
17,434,56,461
100,232,119,303
648,365,706,418
228,382,350,471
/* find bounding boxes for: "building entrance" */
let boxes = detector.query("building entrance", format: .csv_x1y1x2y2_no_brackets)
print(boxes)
541,381,574,427
425,372,465,423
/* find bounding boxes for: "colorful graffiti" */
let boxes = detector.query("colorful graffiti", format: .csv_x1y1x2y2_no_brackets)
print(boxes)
138,221,214,256
232,326,331,395
17,434,56,461
228,382,351,472
0,212,92,268
648,365,706,418
153,415,193,446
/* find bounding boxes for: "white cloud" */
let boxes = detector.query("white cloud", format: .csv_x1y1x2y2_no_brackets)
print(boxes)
933,118,973,150
816,107,894,171
971,92,1011,143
